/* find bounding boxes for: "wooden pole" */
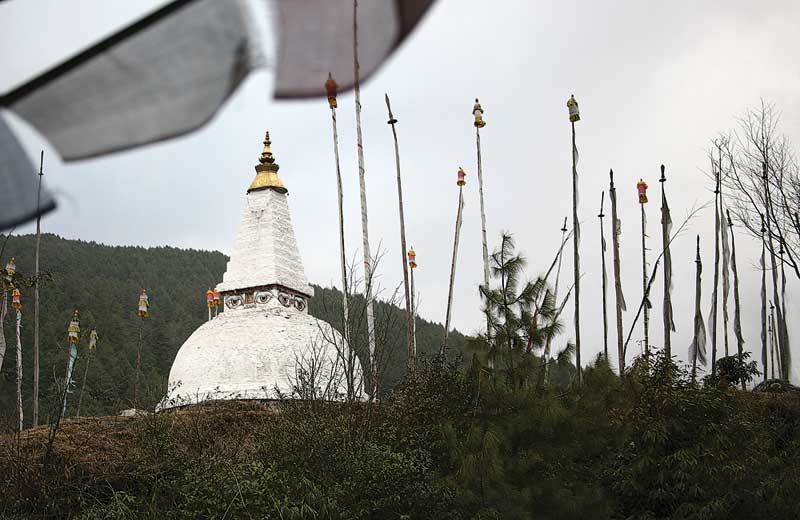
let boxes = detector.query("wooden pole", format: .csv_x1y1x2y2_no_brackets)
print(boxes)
570,119,582,384
727,209,745,390
609,170,625,374
443,183,465,355
599,192,609,360
33,151,44,427
763,163,787,378
327,77,351,355
76,352,92,417
135,316,143,406
16,309,23,431
385,94,414,373
543,217,568,372
474,106,492,348
760,216,768,383
659,165,674,358
640,199,649,355
691,236,703,382
352,0,377,393
710,164,721,372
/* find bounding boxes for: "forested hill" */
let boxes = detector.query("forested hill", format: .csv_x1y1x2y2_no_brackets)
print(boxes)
0,234,466,425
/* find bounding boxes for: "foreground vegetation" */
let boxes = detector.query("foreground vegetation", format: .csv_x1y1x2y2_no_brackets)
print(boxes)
2,352,798,519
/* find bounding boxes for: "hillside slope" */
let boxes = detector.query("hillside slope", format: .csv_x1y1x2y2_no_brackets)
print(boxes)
0,234,465,425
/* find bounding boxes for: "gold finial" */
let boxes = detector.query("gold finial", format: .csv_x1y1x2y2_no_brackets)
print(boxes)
249,131,287,194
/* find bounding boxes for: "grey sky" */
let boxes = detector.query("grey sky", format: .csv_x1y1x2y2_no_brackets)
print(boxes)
2,0,798,379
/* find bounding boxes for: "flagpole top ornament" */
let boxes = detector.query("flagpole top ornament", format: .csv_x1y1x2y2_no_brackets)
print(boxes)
249,131,287,194
324,73,338,109
659,164,666,183
567,94,580,122
408,247,417,269
457,167,467,186
637,178,649,203
473,98,486,128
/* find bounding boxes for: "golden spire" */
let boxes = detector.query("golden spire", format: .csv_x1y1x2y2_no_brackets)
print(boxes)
248,131,287,194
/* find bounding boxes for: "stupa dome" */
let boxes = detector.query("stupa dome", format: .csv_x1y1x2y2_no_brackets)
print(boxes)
161,131,362,408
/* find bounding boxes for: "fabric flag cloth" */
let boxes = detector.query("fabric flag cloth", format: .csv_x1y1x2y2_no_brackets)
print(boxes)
0,115,56,229
720,205,731,354
609,188,626,312
0,0,434,225
690,240,707,368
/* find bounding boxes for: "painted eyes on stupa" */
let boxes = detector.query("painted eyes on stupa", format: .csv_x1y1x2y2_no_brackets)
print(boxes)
225,291,306,311
255,291,273,304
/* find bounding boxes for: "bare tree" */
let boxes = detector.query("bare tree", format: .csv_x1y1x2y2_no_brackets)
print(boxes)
717,101,794,378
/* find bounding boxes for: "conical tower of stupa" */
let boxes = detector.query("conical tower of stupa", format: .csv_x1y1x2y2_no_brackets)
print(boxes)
162,132,361,408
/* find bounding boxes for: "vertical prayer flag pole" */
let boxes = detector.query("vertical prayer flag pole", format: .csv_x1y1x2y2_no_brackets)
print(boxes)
76,328,98,417
599,193,609,360
63,310,81,417
710,163,721,372
33,151,44,427
408,248,418,359
325,74,351,351
567,95,582,384
135,289,149,406
778,240,790,376
206,288,214,321
352,0,378,394
659,165,675,359
443,168,467,355
543,217,568,373
636,178,650,355
769,302,777,379
385,94,415,373
760,215,768,383
727,210,745,389
609,171,626,374
213,288,220,318
12,288,23,431
762,163,788,378
473,99,492,346
690,236,707,382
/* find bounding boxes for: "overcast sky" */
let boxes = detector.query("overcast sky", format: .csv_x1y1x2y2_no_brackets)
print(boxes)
2,0,798,379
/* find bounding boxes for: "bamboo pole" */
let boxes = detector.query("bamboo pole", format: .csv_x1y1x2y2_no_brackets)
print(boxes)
325,74,350,352
473,99,492,348
33,151,43,427
727,209,745,390
567,95,582,384
659,165,674,358
443,178,465,355
352,0,377,392
385,94,414,373
609,170,625,374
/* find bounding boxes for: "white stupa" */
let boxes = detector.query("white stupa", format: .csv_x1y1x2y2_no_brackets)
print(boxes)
162,132,361,408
